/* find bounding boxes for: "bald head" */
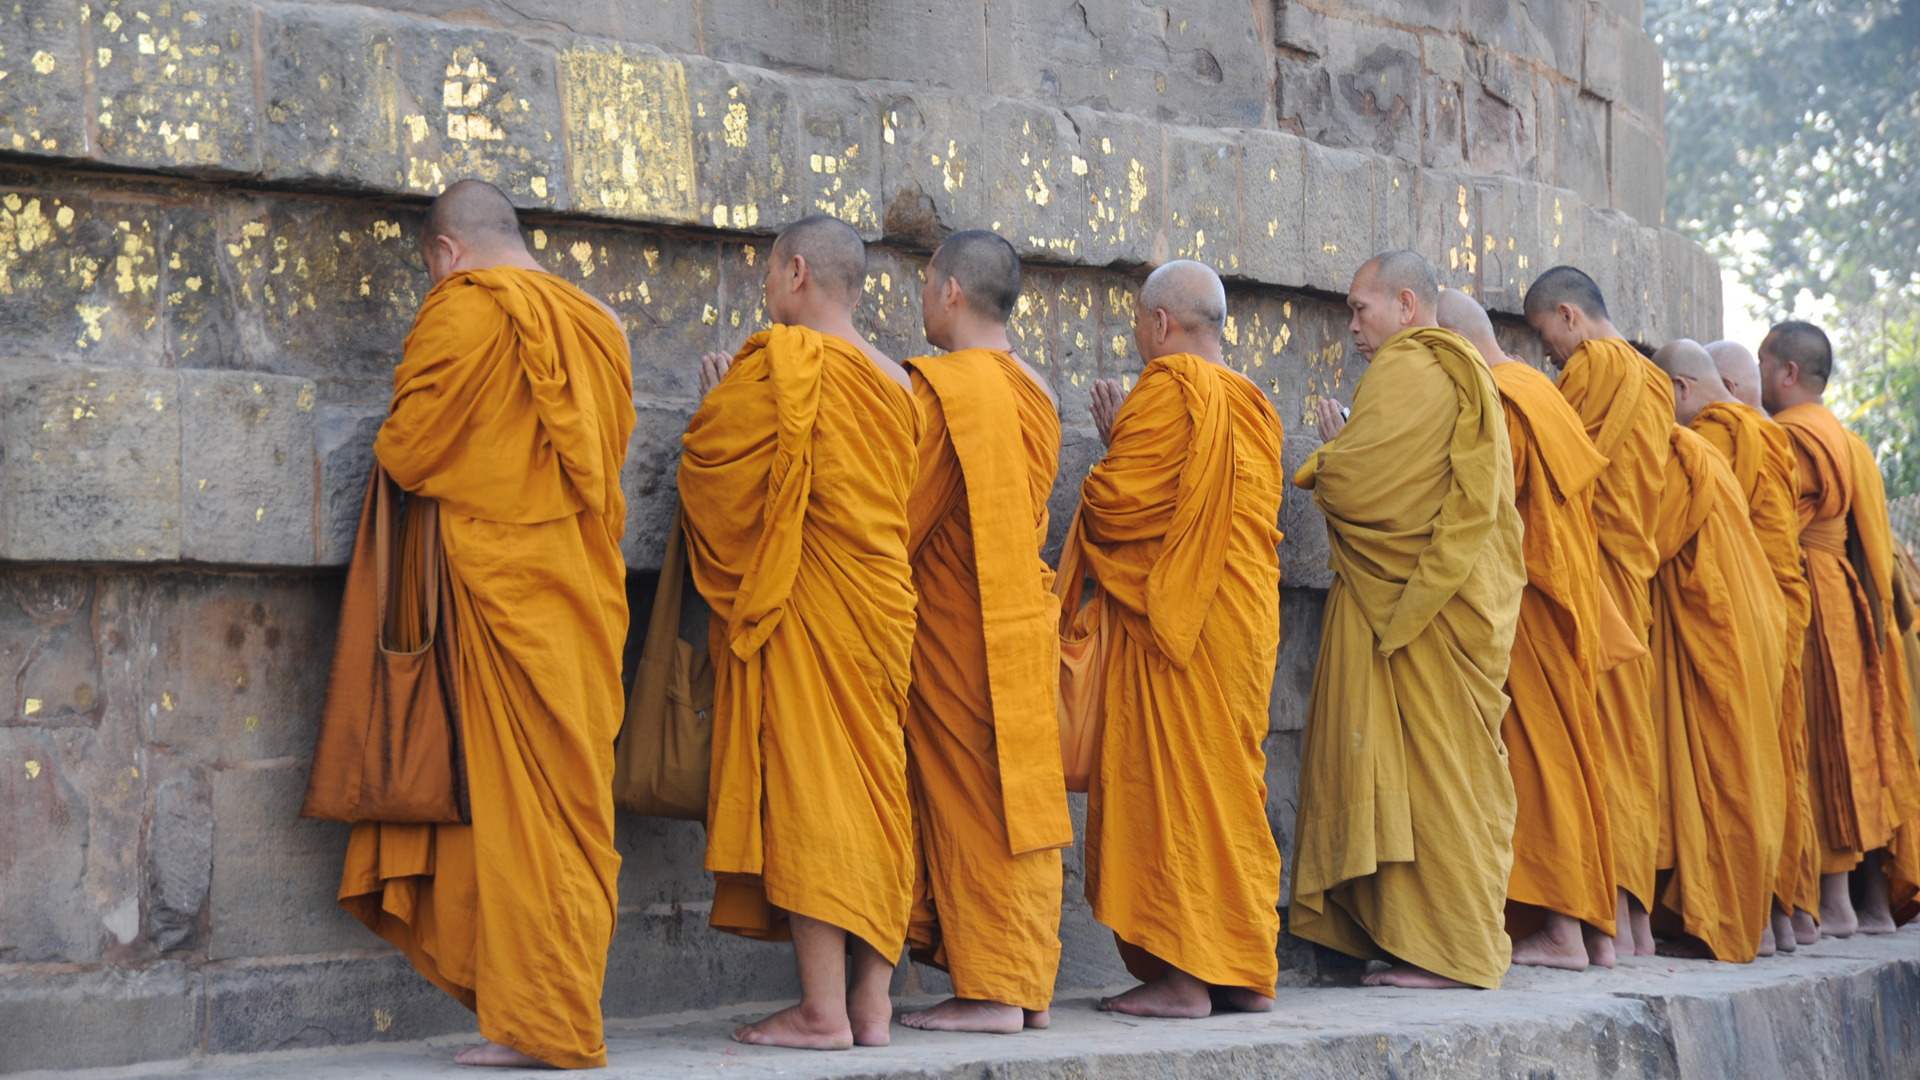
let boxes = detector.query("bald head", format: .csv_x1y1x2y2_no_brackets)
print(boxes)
423,179,523,248
1361,249,1439,313
1653,338,1736,425
1524,265,1609,321
929,230,1022,322
1132,260,1227,363
1705,340,1762,410
770,215,866,300
1436,289,1505,367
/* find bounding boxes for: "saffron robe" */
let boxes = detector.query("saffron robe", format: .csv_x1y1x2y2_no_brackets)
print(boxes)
679,326,921,956
1291,328,1526,990
1079,353,1286,995
1776,403,1920,913
338,267,634,1069
903,348,1072,1010
1649,426,1787,961
1688,401,1817,916
1556,337,1675,910
1492,361,1616,937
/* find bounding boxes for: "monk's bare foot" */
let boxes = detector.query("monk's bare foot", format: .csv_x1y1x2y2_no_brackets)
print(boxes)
1023,1008,1050,1029
1820,872,1858,938
1511,914,1589,971
1213,986,1275,1012
1098,969,1212,1017
1629,906,1656,956
1583,924,1618,969
1792,908,1820,945
1758,925,1777,957
1772,909,1798,954
454,1040,549,1068
898,998,1023,1034
1858,855,1898,934
1361,963,1472,989
1654,935,1715,960
732,1003,854,1050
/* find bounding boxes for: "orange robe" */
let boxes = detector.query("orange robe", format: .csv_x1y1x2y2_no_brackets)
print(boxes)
1492,361,1616,937
679,326,921,956
1078,353,1285,995
1688,401,1817,917
338,268,634,1069
1776,403,1920,913
1291,328,1526,989
902,349,1072,1009
1556,338,1675,910
1648,426,1786,961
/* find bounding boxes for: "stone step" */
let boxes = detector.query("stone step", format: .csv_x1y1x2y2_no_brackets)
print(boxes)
15,931,1920,1080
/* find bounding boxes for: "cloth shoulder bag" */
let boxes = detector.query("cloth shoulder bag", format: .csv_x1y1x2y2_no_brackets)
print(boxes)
1054,507,1108,793
612,504,716,820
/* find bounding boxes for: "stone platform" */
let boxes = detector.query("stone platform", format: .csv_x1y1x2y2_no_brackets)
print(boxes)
18,930,1920,1080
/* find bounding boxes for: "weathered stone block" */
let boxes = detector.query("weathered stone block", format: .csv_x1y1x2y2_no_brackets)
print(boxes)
1277,19,1424,163
92,0,258,175
1583,5,1626,103
1,364,181,561
164,205,244,370
387,19,567,207
0,571,103,729
1301,142,1371,291
203,953,476,1053
1342,0,1462,33
559,40,694,222
180,370,318,565
1239,129,1307,288
1539,184,1585,277
1275,2,1326,57
1464,63,1536,178
1623,222,1667,346
0,726,102,962
258,6,404,194
1419,168,1480,293
0,187,165,365
1516,0,1585,75
0,961,198,1070
1269,589,1325,734
856,249,930,364
1474,175,1539,315
1619,24,1666,130
1372,154,1418,254
1422,71,1465,170
0,1,85,159
621,401,695,572
1264,728,1302,902
1581,204,1632,330
146,761,212,952
1610,109,1667,229
317,405,384,566
1548,82,1611,208
1280,432,1332,591
207,763,368,960
1067,107,1162,269
1163,127,1239,275
1222,293,1298,420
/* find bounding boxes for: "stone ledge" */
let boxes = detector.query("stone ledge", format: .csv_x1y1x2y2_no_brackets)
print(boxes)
11,932,1920,1079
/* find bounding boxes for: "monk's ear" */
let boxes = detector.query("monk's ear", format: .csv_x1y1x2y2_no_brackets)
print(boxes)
788,252,812,291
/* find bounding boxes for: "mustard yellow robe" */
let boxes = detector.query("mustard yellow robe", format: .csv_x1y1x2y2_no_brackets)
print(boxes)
679,326,921,956
338,267,634,1069
1555,337,1673,912
1291,328,1526,990
1492,361,1616,938
1079,353,1286,995
1649,426,1787,961
903,348,1072,1009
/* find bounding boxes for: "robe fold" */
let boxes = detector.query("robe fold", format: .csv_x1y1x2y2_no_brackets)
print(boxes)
1491,361,1617,938
1290,328,1526,990
1078,353,1285,995
1776,403,1920,914
902,348,1070,1010
338,267,634,1069
1648,426,1787,961
679,325,921,957
1555,338,1675,910
1688,402,1817,916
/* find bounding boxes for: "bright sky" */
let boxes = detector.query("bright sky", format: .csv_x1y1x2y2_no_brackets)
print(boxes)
1715,230,1836,351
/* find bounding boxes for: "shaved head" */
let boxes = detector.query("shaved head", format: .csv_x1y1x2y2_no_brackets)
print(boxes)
1760,321,1834,390
1139,259,1227,337
771,214,866,298
1705,340,1762,410
1360,249,1439,312
1436,289,1504,367
422,179,523,247
1524,265,1610,321
1651,338,1720,383
929,230,1022,323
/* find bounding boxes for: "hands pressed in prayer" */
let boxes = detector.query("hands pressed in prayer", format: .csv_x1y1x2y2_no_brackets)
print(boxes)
1090,378,1126,447
699,351,733,398
1315,397,1347,443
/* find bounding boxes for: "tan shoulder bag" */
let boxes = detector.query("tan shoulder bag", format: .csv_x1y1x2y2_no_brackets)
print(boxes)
612,505,715,820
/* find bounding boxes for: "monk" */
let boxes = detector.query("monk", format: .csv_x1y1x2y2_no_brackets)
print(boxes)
1644,340,1789,961
1705,340,1765,411
679,215,920,1049
332,180,634,1069
1656,338,1815,956
897,231,1072,1034
1290,252,1525,990
1077,259,1286,1017
1764,320,1920,940
1437,290,1617,972
1525,265,1674,956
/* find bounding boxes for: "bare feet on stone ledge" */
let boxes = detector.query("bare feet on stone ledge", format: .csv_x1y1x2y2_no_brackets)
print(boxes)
1758,925,1777,957
1511,912,1590,971
732,1003,855,1050
898,998,1024,1034
1098,969,1213,1017
1361,962,1473,989
454,1041,551,1068
1023,1009,1051,1029
1792,908,1821,945
1772,908,1798,954
1820,872,1859,939
1583,923,1618,969
1857,852,1899,934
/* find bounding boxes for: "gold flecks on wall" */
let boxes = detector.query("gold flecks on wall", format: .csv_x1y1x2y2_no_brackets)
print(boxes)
561,46,697,222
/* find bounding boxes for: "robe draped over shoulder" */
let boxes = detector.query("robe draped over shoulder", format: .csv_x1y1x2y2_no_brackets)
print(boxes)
339,267,634,1069
679,325,922,956
1290,327,1525,990
1078,353,1286,996
902,348,1069,1010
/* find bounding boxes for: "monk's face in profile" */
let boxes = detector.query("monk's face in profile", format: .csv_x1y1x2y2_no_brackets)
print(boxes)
1756,332,1793,415
1524,305,1584,369
1344,263,1413,360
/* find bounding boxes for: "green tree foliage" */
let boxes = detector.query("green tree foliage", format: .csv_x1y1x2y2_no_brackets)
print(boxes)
1832,306,1920,497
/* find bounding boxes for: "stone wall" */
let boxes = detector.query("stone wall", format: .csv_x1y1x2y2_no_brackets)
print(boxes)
0,0,1717,1070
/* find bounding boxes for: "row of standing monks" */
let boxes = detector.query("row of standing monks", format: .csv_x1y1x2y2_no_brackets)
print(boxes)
323,180,1920,1068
